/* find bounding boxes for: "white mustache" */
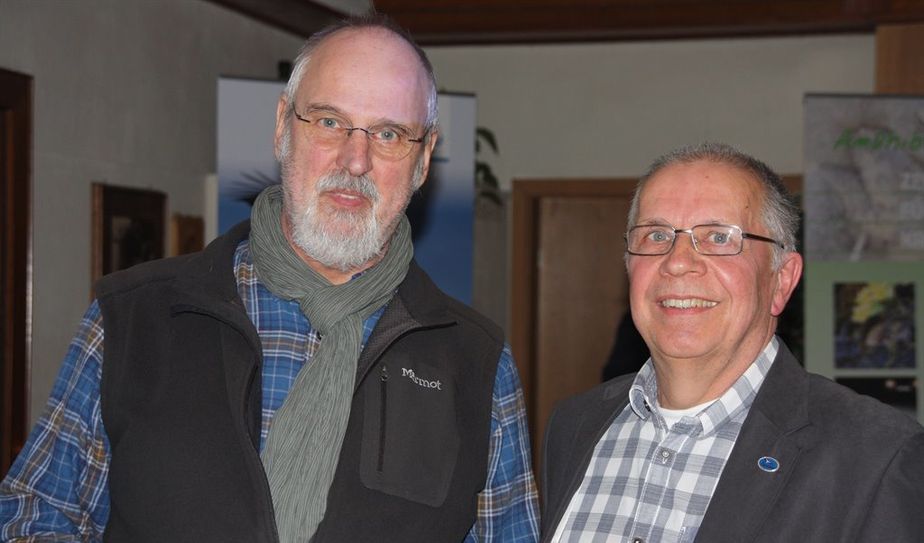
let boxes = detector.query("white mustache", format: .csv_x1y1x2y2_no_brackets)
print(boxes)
316,171,379,202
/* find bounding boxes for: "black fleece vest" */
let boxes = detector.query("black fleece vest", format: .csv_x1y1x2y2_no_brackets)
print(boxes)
96,222,503,542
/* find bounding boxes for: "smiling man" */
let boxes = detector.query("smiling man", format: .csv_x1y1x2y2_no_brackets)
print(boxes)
541,143,924,542
1,14,538,543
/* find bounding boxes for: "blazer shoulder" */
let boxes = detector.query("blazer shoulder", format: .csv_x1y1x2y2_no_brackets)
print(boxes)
551,373,635,423
806,373,924,442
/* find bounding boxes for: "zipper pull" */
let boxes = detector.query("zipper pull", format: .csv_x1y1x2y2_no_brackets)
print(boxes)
380,365,389,382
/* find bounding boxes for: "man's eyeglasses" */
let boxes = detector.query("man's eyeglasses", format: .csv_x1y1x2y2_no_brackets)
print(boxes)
293,109,426,161
625,223,783,256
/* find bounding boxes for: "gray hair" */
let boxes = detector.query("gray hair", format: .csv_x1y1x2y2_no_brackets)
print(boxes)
282,12,439,137
626,142,799,270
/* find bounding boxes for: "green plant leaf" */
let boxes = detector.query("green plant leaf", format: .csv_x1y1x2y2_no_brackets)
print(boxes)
476,127,499,154
475,163,499,189
474,126,502,207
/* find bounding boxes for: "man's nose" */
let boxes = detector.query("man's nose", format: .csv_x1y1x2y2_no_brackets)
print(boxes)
336,129,374,177
660,232,705,276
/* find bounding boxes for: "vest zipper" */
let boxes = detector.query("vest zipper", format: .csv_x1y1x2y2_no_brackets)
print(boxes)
378,365,388,472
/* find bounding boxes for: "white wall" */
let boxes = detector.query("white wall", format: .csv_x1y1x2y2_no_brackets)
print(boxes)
0,0,308,424
426,35,875,187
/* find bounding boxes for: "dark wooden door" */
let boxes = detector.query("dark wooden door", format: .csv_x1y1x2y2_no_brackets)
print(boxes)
1,68,32,473
511,179,635,467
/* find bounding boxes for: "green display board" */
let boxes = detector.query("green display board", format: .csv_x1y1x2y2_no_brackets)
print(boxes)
804,94,924,423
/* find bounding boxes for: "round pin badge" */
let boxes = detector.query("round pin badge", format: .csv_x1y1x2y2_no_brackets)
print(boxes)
758,456,780,473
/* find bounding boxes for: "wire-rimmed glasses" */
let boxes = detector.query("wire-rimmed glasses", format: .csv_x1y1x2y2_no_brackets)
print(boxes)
625,223,783,256
293,108,426,161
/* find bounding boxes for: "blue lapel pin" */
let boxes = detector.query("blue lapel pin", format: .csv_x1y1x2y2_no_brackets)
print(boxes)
758,456,780,473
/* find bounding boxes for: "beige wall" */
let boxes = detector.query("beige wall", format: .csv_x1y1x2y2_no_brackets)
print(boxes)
0,0,308,424
427,35,875,188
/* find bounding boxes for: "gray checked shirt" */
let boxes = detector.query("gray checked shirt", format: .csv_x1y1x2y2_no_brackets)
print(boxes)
551,337,779,543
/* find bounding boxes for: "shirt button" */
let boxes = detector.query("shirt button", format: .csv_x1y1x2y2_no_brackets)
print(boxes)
658,448,672,463
632,538,645,543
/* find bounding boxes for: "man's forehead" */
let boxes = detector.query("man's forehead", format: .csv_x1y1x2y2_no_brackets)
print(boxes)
639,160,763,220
644,161,760,197
295,27,429,123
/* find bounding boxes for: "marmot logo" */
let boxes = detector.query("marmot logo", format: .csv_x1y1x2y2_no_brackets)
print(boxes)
401,368,442,390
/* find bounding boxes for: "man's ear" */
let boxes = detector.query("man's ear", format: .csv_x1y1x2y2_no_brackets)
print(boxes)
415,129,440,189
771,251,803,317
273,95,288,161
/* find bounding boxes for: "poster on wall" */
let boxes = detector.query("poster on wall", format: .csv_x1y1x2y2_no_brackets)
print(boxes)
216,78,475,302
804,94,924,262
406,93,476,304
803,94,924,422
216,77,282,233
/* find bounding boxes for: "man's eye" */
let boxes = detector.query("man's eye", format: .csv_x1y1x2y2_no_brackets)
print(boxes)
707,231,731,244
648,230,671,243
318,117,340,129
377,129,398,142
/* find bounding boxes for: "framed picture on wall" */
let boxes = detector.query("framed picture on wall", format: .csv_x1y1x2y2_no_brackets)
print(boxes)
91,183,166,286
170,213,204,256
834,281,915,370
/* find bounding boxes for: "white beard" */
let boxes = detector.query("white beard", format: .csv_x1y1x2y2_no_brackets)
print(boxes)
277,122,425,272
284,170,390,272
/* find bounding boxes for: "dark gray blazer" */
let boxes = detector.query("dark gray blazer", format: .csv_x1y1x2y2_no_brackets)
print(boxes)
541,342,924,542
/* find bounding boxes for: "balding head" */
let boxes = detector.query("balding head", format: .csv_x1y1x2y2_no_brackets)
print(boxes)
282,14,438,134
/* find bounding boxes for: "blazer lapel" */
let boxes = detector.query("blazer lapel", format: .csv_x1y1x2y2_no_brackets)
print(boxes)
542,378,632,542
695,344,813,542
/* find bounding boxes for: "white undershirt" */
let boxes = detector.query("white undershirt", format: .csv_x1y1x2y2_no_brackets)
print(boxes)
659,399,715,429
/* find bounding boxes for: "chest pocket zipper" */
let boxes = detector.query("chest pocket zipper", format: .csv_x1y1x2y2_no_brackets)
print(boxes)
359,358,459,507
378,365,388,472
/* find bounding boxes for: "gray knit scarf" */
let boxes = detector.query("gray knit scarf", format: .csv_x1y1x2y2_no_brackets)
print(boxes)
249,185,412,542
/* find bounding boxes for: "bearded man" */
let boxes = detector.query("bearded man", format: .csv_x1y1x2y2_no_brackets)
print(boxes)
0,14,539,543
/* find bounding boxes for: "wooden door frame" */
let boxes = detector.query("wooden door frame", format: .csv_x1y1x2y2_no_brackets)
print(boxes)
510,178,637,438
1,67,32,473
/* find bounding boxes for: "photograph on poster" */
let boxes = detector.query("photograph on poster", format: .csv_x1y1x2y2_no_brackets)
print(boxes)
834,281,915,369
836,377,917,419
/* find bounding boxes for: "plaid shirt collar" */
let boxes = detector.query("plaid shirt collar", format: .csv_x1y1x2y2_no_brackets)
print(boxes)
628,336,779,438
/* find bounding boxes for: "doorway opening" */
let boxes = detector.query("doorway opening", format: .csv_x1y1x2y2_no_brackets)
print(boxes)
1,67,33,473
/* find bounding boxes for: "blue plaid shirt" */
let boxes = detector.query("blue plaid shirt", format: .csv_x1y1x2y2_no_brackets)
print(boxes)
1,240,539,541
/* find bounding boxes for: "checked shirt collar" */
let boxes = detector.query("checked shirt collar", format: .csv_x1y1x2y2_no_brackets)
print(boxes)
628,336,780,437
